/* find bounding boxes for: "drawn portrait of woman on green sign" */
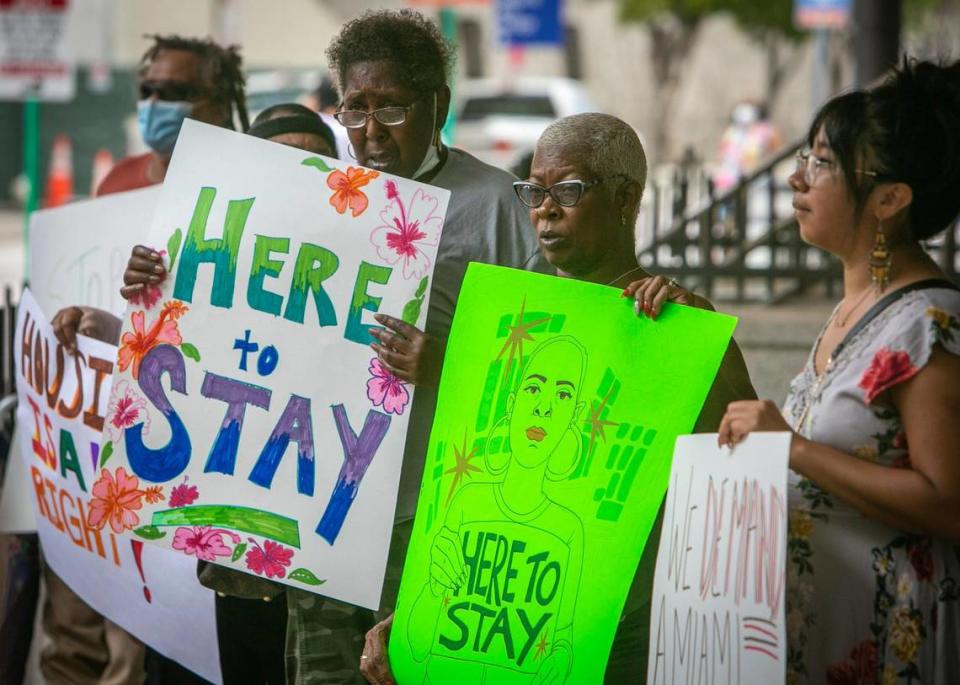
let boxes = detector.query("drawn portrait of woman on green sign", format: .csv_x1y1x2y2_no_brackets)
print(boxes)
406,335,587,684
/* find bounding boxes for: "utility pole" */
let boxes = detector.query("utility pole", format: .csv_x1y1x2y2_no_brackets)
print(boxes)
852,0,902,86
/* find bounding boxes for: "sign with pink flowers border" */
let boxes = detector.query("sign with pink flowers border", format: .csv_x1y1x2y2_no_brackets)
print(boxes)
100,120,449,609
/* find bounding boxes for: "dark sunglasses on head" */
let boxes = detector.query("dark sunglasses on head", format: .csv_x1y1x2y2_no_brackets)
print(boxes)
139,80,210,102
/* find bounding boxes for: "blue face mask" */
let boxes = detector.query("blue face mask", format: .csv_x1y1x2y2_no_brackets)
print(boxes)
137,99,192,154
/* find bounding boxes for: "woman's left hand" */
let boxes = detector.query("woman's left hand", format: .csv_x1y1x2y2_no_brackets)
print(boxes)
360,613,395,685
623,275,692,319
718,399,793,448
369,314,444,387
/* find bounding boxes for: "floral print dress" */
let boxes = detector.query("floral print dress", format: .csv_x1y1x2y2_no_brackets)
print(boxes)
782,287,960,685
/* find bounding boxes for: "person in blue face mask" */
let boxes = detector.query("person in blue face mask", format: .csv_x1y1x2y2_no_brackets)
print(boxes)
96,34,249,197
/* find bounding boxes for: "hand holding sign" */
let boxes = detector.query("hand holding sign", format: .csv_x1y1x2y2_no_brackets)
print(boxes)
121,244,167,303
369,313,444,388
428,525,465,595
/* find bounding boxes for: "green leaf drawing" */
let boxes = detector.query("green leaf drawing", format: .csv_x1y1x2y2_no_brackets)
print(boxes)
301,157,333,173
288,568,325,586
415,276,429,298
231,542,247,562
180,342,201,362
401,296,424,325
166,228,183,272
133,525,166,540
99,441,114,469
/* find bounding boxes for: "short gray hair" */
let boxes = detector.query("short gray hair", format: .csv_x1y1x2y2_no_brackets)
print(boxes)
537,113,647,193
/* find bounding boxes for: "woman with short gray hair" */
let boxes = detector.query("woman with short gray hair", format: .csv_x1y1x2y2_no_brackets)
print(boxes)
360,112,756,683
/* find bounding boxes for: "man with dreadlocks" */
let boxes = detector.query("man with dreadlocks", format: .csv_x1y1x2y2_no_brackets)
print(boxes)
96,34,248,196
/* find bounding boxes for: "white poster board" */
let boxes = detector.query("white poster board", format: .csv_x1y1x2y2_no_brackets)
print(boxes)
29,186,158,317
14,288,220,683
647,433,790,684
104,120,449,609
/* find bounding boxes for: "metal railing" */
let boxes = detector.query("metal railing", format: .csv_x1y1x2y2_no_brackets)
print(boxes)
1,285,17,453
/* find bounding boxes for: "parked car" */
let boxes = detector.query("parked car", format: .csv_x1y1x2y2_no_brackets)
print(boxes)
245,69,323,120
452,77,596,172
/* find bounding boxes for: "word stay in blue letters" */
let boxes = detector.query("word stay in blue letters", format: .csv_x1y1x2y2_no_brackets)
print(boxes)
124,342,392,545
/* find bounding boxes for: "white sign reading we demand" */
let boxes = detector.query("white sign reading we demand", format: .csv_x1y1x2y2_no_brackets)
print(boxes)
102,120,449,609
648,433,790,685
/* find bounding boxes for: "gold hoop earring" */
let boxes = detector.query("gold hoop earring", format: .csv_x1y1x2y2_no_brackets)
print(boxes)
868,219,892,292
483,415,511,476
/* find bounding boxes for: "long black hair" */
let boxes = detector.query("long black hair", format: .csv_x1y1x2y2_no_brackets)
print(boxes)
808,58,960,241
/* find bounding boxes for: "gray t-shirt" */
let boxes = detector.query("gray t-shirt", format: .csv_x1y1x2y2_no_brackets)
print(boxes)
394,148,547,521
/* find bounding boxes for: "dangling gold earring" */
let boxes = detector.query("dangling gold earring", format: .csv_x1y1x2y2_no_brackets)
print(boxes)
868,219,892,292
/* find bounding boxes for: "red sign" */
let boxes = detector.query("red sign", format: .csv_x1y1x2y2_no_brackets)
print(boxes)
0,0,74,101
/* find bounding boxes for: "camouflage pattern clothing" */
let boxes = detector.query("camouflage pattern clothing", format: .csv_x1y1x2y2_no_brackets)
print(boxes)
285,589,375,685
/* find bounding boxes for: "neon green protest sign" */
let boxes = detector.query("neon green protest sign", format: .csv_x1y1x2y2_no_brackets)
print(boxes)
389,264,737,683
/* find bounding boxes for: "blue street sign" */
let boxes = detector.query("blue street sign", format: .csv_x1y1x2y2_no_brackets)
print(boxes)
794,0,851,30
498,0,564,46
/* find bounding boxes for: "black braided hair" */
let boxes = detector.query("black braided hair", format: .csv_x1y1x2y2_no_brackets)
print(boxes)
140,34,249,132
808,57,960,241
326,10,455,97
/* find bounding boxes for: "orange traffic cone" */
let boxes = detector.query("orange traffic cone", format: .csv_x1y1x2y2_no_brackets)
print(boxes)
44,134,74,208
90,148,114,196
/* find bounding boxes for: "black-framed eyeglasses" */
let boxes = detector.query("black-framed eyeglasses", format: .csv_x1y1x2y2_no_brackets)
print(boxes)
795,148,880,185
513,175,627,208
139,80,210,102
334,100,421,129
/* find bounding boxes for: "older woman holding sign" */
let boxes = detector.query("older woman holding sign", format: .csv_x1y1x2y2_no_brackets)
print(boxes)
114,10,545,684
719,59,960,683
358,114,755,683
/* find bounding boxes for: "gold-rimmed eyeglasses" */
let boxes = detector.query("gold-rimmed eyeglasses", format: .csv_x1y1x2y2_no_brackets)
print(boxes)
795,148,880,185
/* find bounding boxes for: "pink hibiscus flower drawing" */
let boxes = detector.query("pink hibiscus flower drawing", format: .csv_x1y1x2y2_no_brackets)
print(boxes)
87,467,144,533
171,526,239,562
245,538,294,579
117,301,187,380
105,380,151,441
366,357,410,415
168,476,199,507
128,284,163,310
370,180,442,281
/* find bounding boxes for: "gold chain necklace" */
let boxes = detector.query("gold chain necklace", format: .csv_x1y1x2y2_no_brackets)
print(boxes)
832,286,876,328
604,266,645,287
